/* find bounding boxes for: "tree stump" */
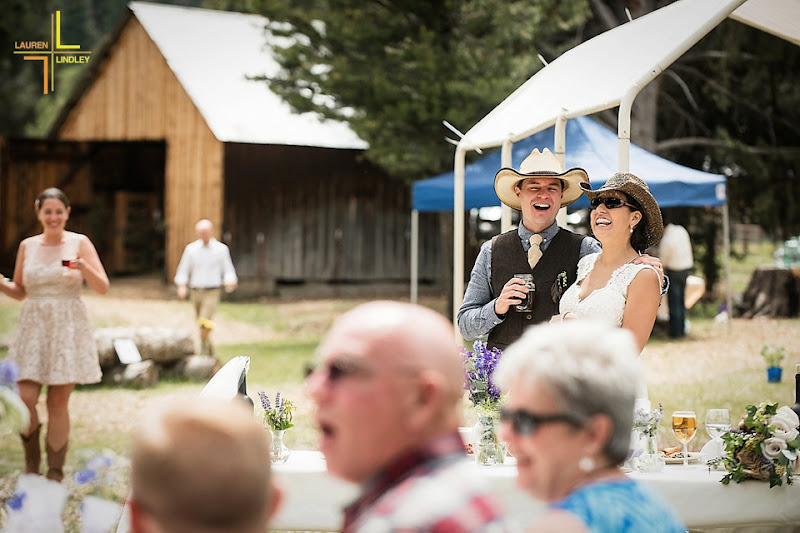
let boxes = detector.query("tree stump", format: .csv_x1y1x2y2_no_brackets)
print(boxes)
738,267,800,318
174,355,222,381
101,360,159,388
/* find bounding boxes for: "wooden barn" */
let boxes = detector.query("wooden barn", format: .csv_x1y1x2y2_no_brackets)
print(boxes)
0,2,443,295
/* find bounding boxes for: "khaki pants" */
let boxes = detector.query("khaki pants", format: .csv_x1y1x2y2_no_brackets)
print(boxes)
191,287,221,321
190,287,221,354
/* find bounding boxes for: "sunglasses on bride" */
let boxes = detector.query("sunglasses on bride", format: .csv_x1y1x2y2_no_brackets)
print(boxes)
590,196,638,211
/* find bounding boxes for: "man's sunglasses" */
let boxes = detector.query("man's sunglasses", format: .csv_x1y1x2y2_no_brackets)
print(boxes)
500,408,584,435
590,196,638,211
304,358,369,382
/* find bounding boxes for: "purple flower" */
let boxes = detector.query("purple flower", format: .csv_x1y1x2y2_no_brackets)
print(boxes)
8,491,26,511
75,468,97,485
462,341,503,410
258,391,271,411
0,359,20,389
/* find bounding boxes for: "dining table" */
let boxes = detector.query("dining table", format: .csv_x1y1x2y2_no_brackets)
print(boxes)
271,450,800,532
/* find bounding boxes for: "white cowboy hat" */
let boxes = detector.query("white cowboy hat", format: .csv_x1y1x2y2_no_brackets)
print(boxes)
494,148,589,209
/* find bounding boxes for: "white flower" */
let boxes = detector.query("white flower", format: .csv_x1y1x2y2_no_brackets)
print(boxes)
761,437,788,461
771,406,800,443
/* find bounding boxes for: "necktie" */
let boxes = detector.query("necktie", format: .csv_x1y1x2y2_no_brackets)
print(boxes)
528,234,543,269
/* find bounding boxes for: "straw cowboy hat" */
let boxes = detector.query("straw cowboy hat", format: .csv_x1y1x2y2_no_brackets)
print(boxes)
494,148,589,209
580,172,664,250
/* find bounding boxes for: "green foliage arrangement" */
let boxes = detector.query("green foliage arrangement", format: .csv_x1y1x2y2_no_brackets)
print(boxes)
258,391,295,431
719,402,799,488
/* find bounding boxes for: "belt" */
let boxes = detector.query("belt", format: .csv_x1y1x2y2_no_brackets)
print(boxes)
191,286,221,290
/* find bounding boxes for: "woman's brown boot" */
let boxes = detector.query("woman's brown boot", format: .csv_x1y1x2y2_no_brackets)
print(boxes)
45,440,68,482
20,424,42,475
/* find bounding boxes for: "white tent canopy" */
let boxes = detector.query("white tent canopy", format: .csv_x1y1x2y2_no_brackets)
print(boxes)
456,0,748,152
447,0,798,324
730,0,800,47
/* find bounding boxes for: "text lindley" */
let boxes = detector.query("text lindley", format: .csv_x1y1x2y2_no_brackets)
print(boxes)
55,56,90,64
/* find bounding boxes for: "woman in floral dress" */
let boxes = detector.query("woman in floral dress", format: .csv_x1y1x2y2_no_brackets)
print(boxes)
0,187,109,481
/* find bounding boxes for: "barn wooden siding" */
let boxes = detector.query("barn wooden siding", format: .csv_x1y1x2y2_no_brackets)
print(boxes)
52,17,223,281
0,139,94,269
224,143,442,283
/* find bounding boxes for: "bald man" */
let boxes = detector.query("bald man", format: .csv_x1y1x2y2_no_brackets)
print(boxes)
307,301,510,532
129,396,281,533
174,219,237,355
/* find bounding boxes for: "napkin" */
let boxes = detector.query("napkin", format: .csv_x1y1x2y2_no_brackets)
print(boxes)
4,473,68,533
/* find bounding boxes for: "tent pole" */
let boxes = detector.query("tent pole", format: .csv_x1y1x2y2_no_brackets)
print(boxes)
617,91,636,172
453,147,467,326
501,140,513,231
722,202,733,330
410,209,419,304
555,114,568,226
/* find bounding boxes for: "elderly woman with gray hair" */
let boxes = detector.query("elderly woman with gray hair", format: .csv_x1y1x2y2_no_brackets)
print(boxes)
495,320,685,532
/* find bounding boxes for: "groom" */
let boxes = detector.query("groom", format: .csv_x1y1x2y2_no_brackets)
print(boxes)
458,148,664,350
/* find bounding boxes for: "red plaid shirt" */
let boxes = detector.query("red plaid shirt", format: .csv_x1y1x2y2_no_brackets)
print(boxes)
342,432,512,533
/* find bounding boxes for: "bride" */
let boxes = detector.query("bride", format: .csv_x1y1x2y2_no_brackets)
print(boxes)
555,172,664,353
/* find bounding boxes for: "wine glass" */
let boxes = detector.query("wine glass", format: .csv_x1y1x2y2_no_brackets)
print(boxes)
671,410,697,467
62,259,74,277
705,409,731,459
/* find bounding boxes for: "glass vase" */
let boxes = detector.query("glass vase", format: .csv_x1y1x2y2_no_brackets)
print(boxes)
636,434,665,473
269,429,290,464
473,413,506,466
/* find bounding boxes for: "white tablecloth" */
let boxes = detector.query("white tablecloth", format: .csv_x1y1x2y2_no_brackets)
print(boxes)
272,451,800,532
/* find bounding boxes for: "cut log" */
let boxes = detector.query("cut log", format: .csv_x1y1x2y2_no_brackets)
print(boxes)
95,327,194,368
101,360,159,388
173,355,222,381
738,267,800,318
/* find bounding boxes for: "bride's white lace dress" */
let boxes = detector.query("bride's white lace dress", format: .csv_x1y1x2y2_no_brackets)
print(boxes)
8,233,102,384
559,253,659,327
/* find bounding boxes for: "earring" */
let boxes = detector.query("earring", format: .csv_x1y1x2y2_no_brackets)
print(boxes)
629,225,634,234
578,456,595,472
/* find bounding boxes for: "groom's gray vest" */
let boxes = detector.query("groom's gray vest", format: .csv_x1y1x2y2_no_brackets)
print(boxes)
488,228,584,351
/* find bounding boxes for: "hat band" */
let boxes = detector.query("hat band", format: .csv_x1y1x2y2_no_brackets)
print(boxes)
519,170,563,176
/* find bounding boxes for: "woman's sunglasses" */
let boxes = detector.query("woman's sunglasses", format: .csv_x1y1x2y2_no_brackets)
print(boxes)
500,408,584,435
590,196,638,211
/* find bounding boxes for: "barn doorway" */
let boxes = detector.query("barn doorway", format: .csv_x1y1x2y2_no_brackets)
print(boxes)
0,139,166,276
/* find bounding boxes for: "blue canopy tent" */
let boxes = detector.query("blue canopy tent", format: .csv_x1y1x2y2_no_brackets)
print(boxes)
409,115,728,303
412,116,727,212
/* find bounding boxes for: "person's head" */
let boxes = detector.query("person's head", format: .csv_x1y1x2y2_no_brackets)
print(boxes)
494,148,589,232
581,172,663,253
195,219,214,244
306,300,464,484
130,396,281,533
35,188,71,232
494,320,641,502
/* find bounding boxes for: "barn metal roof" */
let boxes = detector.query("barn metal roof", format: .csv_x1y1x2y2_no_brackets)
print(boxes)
129,1,367,149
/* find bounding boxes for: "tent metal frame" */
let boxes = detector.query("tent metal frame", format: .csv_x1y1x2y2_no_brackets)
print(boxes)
414,0,767,330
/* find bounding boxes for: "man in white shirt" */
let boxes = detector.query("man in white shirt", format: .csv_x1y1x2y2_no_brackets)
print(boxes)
659,215,694,338
174,219,238,355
